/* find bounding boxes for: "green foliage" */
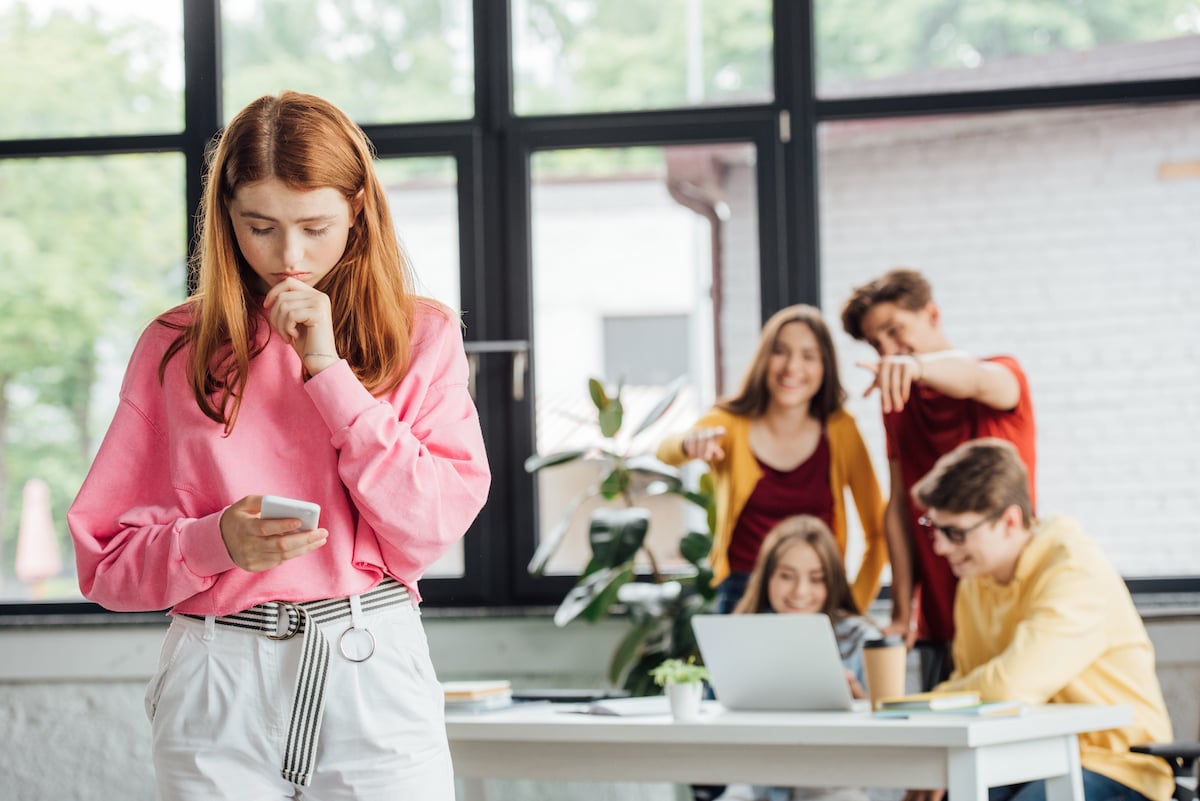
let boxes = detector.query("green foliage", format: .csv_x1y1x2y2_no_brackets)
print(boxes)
525,376,716,693
0,3,182,138
517,0,773,114
650,656,711,687
814,0,1200,84
1,2,187,588
221,0,473,124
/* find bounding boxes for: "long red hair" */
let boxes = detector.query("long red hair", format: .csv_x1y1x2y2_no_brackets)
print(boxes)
160,91,417,433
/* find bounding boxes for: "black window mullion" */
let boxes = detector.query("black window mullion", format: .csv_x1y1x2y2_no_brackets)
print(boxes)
815,75,1200,122
183,0,223,291
774,0,820,310
0,133,184,159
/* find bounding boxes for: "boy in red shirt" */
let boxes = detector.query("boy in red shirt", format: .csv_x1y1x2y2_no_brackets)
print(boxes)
841,268,1036,688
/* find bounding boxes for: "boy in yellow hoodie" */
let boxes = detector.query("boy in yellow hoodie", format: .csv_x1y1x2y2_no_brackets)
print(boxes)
905,438,1173,801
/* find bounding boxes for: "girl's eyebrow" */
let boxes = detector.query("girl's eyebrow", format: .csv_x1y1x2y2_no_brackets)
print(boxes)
237,210,337,224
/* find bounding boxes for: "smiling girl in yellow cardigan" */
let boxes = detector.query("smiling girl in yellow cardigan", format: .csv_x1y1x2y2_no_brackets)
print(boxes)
657,304,886,615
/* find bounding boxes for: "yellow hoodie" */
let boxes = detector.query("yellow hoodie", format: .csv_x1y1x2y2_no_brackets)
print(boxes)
939,516,1174,801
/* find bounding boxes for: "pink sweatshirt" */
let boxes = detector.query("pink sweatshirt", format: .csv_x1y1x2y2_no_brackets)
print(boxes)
68,299,490,616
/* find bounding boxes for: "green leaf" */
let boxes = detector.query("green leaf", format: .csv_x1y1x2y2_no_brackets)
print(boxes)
580,565,634,623
589,506,649,568
598,465,629,500
630,374,688,437
588,377,609,411
626,455,683,493
523,448,587,473
598,395,623,438
623,651,667,697
553,566,624,627
526,488,597,576
609,618,659,686
670,594,711,662
676,489,711,508
695,567,716,600
679,530,712,565
578,556,603,579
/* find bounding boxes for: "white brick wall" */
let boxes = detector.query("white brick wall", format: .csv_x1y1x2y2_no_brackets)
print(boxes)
819,101,1200,577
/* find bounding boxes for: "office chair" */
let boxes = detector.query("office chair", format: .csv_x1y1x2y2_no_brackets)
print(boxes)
1130,742,1200,801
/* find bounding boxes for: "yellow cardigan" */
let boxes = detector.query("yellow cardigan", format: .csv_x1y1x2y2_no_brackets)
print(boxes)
656,407,887,612
939,517,1173,801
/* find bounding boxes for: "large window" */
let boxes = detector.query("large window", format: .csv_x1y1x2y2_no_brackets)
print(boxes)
1,2,184,138
221,0,474,124
512,0,773,115
2,0,1197,614
820,102,1200,577
528,143,763,575
814,0,1200,97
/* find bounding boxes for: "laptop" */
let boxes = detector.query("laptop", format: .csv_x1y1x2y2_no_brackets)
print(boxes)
692,613,854,712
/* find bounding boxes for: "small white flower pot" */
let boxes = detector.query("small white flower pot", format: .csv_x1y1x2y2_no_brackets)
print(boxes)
666,681,704,722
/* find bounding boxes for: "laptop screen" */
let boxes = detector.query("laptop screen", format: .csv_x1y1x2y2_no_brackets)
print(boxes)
692,613,854,712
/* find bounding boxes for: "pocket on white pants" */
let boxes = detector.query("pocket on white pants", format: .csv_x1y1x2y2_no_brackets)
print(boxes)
144,618,189,722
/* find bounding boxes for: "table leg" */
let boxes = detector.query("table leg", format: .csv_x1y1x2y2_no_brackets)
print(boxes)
947,748,987,801
1043,736,1084,801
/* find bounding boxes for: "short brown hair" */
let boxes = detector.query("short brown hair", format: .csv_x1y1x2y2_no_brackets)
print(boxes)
718,304,845,422
912,438,1034,526
841,268,933,342
733,515,860,618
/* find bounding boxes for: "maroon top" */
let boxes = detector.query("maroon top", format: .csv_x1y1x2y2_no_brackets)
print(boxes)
727,434,834,574
885,355,1037,642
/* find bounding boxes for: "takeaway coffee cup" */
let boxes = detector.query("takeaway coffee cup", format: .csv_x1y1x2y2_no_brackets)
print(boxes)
862,635,907,709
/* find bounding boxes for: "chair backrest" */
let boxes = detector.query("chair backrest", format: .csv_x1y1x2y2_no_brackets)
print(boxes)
1130,743,1199,801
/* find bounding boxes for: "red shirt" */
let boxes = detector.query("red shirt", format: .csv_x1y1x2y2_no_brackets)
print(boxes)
727,434,834,573
884,355,1037,642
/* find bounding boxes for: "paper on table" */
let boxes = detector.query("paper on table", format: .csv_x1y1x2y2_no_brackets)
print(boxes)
574,695,673,717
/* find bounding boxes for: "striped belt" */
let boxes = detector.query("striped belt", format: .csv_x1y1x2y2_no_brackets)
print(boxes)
182,578,411,786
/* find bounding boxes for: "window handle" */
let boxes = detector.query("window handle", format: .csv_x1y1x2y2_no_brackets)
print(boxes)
511,350,527,402
464,340,530,403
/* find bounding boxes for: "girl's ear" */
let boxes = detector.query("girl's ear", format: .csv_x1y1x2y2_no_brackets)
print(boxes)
351,187,366,218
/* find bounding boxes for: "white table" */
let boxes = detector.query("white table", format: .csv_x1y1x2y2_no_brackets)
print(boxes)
446,701,1131,801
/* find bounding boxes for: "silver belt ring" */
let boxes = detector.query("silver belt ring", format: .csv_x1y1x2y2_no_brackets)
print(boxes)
267,601,303,640
338,626,376,663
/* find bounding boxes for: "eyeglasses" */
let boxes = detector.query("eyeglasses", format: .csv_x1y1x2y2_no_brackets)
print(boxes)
918,509,1005,544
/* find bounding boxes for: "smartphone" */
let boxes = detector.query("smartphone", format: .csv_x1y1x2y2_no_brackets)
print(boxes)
260,495,321,531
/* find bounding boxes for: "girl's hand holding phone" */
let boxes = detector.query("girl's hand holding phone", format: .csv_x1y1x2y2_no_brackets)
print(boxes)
220,495,328,572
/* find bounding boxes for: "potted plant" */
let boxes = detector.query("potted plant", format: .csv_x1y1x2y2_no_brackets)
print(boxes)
525,376,717,696
650,657,712,722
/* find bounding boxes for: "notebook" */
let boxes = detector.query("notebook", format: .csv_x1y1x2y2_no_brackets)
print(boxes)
692,613,854,712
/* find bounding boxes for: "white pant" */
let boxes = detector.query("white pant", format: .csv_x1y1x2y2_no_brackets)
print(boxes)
145,602,453,800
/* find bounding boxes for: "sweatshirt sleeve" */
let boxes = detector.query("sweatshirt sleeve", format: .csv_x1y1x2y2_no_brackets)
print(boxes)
302,307,490,577
67,329,238,612
938,556,1108,703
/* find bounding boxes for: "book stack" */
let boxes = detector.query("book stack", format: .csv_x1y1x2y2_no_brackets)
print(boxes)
443,680,513,713
874,690,1025,718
